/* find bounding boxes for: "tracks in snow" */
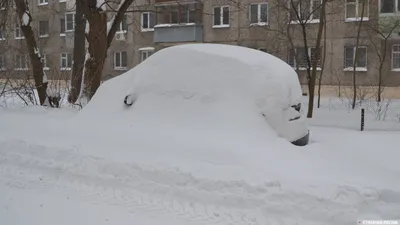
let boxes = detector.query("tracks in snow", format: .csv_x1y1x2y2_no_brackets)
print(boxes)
0,139,391,225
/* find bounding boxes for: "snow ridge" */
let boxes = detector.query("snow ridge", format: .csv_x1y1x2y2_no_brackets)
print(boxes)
1,140,399,225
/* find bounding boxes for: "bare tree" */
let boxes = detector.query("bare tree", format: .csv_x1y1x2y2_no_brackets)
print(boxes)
367,17,400,102
286,0,328,117
351,0,367,109
13,0,48,105
67,0,135,102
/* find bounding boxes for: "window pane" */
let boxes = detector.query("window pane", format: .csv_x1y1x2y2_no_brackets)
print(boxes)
171,11,178,23
222,7,229,25
122,15,127,30
188,9,196,23
250,5,258,23
180,7,188,23
142,13,148,29
311,47,321,67
344,47,354,67
288,49,296,67
393,53,400,69
66,14,74,30
149,13,155,28
312,0,321,19
296,47,308,68
300,0,311,20
381,0,394,12
346,3,356,18
39,21,48,35
67,54,72,67
260,4,268,22
290,0,299,20
214,7,221,25
115,53,120,67
356,47,367,67
358,0,368,17
122,51,127,67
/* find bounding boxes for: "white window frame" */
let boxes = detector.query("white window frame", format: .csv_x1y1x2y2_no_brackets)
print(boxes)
139,48,154,62
0,55,5,71
39,20,49,38
391,44,400,71
249,3,268,26
380,0,400,13
343,46,368,71
141,12,155,32
60,53,72,70
114,51,128,70
15,21,24,39
38,0,48,6
15,54,29,71
212,6,230,28
345,0,369,22
289,0,321,24
289,47,322,70
64,12,75,32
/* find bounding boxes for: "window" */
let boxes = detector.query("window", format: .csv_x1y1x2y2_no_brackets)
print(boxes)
288,47,321,69
249,3,268,25
157,5,196,25
117,15,128,33
290,0,321,22
392,45,400,70
141,51,153,62
39,20,49,37
141,12,155,31
60,53,72,70
0,55,5,70
213,6,230,27
15,20,24,39
344,46,367,70
114,51,127,69
39,0,48,5
346,0,369,20
61,13,75,33
381,0,400,13
15,54,29,70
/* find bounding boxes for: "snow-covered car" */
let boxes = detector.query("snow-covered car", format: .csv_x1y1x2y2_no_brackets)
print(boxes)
119,44,309,146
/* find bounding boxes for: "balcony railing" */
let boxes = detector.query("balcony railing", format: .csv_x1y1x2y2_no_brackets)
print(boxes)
153,23,203,43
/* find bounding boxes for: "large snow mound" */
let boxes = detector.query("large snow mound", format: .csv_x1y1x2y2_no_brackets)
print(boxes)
78,43,305,143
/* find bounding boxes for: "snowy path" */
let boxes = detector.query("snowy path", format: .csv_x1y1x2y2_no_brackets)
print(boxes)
1,138,399,225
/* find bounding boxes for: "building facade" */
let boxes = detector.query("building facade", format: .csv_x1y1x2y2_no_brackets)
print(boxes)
1,0,400,87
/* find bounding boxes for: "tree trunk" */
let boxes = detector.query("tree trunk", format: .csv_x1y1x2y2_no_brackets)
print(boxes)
68,0,86,103
307,0,326,118
352,0,366,109
317,9,327,108
14,0,47,105
84,12,107,99
377,39,386,102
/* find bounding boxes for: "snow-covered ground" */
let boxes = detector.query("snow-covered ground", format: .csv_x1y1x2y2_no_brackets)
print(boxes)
1,105,400,225
1,44,400,224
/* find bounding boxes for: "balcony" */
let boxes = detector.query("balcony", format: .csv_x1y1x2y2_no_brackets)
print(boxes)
153,1,203,43
154,23,203,43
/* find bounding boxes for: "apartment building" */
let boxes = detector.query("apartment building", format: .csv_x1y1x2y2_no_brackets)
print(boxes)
1,0,400,87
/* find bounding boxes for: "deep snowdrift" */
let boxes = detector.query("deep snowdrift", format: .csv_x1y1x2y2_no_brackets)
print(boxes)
79,43,307,145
